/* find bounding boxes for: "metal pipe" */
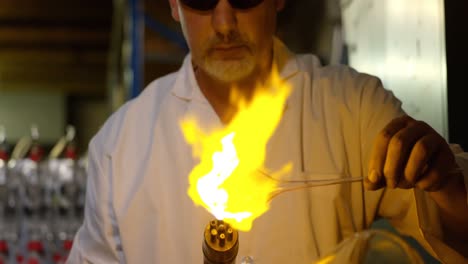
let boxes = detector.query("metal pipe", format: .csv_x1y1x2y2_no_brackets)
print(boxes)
203,220,239,264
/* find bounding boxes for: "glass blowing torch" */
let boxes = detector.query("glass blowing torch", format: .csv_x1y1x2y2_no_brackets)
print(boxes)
203,220,239,264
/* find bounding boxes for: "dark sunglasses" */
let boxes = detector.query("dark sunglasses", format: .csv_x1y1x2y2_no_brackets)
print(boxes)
180,0,264,11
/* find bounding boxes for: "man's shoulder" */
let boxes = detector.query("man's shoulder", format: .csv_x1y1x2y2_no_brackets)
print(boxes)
294,54,384,95
141,71,179,100
90,70,180,154
294,53,375,82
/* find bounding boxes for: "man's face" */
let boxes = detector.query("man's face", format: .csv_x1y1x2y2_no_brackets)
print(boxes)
170,0,284,83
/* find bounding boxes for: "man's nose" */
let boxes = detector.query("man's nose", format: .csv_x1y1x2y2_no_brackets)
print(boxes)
212,0,237,41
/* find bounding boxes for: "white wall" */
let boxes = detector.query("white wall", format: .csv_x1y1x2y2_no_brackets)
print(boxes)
342,0,448,138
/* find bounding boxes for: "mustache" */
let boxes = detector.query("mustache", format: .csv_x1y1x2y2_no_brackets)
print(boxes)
205,31,251,49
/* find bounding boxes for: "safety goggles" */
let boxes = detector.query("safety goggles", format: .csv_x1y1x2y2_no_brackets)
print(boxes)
180,0,264,11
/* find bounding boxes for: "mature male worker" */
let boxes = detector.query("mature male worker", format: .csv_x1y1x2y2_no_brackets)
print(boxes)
67,0,468,263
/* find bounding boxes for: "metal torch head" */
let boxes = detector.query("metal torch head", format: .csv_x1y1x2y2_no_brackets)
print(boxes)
203,220,239,264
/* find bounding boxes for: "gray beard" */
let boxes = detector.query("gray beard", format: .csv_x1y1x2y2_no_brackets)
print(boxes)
202,55,256,83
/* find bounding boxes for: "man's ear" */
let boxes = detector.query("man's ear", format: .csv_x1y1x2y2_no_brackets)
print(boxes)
169,0,181,22
276,0,285,11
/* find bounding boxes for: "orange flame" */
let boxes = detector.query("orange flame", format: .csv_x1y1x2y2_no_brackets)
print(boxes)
180,67,292,231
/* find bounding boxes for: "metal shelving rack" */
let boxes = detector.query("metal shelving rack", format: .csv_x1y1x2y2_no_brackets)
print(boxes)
108,0,187,111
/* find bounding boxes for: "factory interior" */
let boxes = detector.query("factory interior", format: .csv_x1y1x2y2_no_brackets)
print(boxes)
0,0,467,263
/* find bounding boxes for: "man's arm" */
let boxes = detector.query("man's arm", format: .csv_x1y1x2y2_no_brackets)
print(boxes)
427,171,468,255
67,139,123,263
364,115,468,257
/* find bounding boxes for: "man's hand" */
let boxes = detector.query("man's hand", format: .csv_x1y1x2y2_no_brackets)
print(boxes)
364,115,468,256
364,115,459,191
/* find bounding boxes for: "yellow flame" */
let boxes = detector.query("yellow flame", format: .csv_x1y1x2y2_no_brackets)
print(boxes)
314,255,336,264
180,66,292,231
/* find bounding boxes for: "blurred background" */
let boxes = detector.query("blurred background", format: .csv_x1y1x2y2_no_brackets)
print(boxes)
0,0,466,263
1,0,466,153
0,0,468,153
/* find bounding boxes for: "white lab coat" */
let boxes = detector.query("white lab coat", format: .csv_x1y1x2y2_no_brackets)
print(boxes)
67,39,468,263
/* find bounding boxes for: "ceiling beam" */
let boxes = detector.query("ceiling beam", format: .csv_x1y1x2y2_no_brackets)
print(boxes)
0,81,105,96
0,26,109,49
0,49,107,65
0,0,112,22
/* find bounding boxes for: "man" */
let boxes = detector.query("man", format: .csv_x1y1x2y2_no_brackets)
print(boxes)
68,0,468,263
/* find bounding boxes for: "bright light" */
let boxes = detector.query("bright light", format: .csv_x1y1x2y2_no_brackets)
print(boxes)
181,66,292,231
